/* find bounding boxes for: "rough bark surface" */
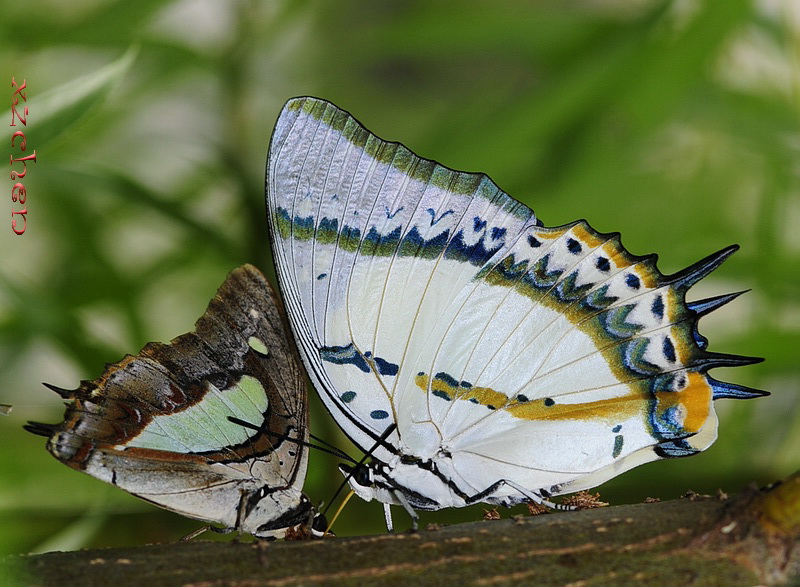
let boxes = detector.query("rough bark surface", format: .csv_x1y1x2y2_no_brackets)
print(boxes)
4,473,798,586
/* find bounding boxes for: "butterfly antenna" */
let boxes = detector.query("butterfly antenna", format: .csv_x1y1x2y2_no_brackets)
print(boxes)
218,416,261,461
304,439,355,462
322,423,397,518
309,433,357,462
227,416,356,462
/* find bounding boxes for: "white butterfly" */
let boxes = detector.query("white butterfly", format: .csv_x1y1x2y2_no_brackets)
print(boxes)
266,97,766,530
28,265,320,539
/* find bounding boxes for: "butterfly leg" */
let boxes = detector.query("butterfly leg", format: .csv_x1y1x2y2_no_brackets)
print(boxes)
234,487,260,536
466,479,574,511
387,491,419,532
182,524,239,542
181,525,212,541
383,503,394,533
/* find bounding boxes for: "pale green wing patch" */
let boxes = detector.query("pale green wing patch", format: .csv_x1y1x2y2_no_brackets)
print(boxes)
125,375,269,453
248,336,270,356
28,265,313,537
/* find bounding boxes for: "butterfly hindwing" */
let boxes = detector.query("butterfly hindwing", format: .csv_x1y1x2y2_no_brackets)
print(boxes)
27,265,313,537
267,97,765,517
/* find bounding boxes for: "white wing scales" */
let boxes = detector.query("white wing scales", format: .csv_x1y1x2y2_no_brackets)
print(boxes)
268,97,765,511
269,100,538,458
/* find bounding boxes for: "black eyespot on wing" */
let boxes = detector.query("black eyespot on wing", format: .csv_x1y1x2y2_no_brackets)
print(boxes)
566,238,582,254
662,337,676,363
651,295,664,320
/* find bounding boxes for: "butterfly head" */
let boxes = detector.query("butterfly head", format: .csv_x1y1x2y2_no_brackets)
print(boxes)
309,511,330,538
338,460,443,513
338,462,381,503
244,489,317,539
338,461,422,508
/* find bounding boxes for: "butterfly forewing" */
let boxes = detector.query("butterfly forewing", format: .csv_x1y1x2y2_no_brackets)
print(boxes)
269,100,538,457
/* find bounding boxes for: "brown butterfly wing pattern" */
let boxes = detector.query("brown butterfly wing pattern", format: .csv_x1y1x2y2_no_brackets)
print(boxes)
26,264,313,538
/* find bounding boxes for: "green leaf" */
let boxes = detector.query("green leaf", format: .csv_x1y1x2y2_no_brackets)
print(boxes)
5,46,137,149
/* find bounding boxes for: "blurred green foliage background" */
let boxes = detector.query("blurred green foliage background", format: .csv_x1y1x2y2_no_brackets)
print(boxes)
1,0,797,555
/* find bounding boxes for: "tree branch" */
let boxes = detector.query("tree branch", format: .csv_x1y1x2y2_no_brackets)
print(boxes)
5,473,798,586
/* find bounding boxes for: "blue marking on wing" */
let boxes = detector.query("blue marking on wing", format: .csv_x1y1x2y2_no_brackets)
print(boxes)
491,226,506,240
374,357,399,376
319,216,338,235
620,338,661,376
363,225,402,256
276,206,291,225
385,205,404,219
654,439,699,458
625,273,641,290
445,229,503,265
612,435,624,458
579,284,618,312
555,270,593,302
320,344,399,378
320,344,370,373
341,224,361,243
364,226,382,250
426,208,454,226
399,225,450,258
528,253,562,289
597,305,641,340
566,237,582,254
434,372,459,388
295,214,314,232
662,337,676,363
651,295,665,319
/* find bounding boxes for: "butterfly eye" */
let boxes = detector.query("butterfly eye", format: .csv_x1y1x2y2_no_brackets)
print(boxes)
354,466,372,488
311,513,329,537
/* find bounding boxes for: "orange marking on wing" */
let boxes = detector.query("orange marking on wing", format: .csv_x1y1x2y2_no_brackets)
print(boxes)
532,226,568,241
507,392,645,422
415,373,508,408
570,223,606,248
655,372,712,434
